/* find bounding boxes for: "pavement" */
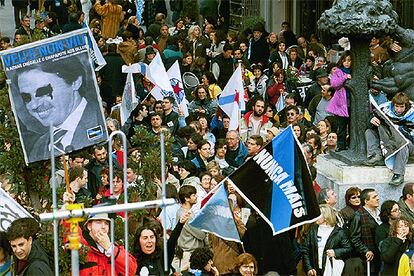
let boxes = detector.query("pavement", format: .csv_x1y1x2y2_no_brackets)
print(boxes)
0,0,17,40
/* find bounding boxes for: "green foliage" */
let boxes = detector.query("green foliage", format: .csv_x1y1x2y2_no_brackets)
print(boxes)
285,67,299,88
241,16,265,33
129,126,173,183
0,83,52,210
0,68,173,273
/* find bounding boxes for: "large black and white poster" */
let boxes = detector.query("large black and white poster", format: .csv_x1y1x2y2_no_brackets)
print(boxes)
0,29,107,164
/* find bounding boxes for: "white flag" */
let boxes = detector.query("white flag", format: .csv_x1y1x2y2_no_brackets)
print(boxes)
218,65,244,130
147,53,173,94
0,187,33,231
161,61,189,117
120,71,139,126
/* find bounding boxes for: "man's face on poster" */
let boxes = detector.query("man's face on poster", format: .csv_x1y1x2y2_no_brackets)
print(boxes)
18,69,82,127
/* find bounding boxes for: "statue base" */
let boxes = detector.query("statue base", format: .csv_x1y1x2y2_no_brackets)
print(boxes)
330,149,366,165
316,154,414,209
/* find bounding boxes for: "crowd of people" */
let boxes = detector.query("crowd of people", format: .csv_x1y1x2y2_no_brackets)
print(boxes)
0,0,414,275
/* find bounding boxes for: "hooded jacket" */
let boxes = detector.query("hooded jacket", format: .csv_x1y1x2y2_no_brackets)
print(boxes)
13,240,53,276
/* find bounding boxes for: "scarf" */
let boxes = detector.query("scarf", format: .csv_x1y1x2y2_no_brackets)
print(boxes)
339,66,351,75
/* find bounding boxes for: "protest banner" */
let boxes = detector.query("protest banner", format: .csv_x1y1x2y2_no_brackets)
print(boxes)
229,127,320,235
0,29,108,164
0,187,33,231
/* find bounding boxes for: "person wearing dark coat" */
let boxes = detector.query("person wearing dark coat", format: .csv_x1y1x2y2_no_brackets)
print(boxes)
304,68,329,108
279,21,296,48
375,200,400,248
242,212,296,275
7,218,53,276
133,212,191,276
380,218,411,276
211,43,234,89
101,43,126,99
349,188,381,275
339,187,362,234
86,145,122,199
301,205,352,276
248,24,269,66
62,13,83,33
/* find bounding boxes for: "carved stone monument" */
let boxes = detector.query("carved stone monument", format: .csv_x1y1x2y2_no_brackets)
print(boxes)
317,0,414,199
318,0,401,164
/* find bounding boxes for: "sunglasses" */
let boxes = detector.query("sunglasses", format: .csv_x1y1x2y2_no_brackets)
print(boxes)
350,195,360,200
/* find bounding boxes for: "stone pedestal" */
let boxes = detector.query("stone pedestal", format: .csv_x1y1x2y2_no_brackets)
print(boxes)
316,154,414,209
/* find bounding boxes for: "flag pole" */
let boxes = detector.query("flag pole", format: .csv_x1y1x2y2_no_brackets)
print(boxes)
224,179,244,246
62,154,71,194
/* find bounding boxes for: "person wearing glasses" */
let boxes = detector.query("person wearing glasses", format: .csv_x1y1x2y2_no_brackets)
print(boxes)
375,200,400,248
12,53,107,162
340,187,362,229
279,105,300,130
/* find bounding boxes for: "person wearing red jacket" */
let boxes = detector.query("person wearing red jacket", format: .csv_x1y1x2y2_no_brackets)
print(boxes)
64,213,137,275
241,97,271,140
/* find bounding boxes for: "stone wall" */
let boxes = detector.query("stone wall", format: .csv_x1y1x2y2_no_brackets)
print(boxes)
316,154,414,209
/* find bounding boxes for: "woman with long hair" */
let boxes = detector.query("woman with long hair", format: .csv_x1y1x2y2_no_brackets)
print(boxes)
375,200,400,247
380,218,411,276
207,30,227,59
339,187,361,228
133,212,191,275
186,25,209,60
202,71,222,100
188,85,218,120
301,204,352,276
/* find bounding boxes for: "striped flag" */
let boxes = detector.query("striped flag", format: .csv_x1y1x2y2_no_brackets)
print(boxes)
218,64,244,130
190,183,241,242
229,127,321,235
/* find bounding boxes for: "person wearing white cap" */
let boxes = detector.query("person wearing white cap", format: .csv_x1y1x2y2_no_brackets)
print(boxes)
76,212,138,275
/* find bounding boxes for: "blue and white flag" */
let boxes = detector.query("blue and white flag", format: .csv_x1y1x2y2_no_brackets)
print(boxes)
85,26,106,71
218,64,244,130
190,183,241,242
229,127,320,235
123,62,149,75
135,0,145,25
